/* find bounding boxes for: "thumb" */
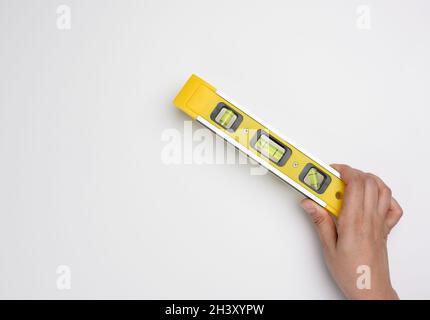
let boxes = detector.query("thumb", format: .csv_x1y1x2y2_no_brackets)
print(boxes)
301,199,337,252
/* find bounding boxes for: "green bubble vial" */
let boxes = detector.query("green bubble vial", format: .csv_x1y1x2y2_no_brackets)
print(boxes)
304,167,325,191
215,107,238,129
255,134,286,164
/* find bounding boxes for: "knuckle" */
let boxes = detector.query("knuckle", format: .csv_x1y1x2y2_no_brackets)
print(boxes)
364,175,377,187
382,186,392,197
380,185,392,198
312,213,326,226
349,172,362,184
395,207,404,219
341,164,351,171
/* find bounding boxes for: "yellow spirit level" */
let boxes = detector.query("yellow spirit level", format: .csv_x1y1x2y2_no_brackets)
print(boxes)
173,75,345,217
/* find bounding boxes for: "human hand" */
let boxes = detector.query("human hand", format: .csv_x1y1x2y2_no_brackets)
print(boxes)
300,164,403,300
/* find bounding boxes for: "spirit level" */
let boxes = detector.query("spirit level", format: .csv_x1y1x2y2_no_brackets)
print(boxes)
173,75,345,217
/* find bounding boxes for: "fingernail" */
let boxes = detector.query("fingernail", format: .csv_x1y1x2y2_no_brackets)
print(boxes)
301,201,316,215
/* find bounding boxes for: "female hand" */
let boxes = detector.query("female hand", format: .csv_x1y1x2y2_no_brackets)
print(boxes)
300,164,403,299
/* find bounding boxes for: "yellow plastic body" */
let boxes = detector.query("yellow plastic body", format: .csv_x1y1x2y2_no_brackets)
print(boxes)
173,74,345,217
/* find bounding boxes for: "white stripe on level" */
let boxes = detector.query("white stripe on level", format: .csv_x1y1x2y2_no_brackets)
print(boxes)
216,90,341,179
196,116,327,208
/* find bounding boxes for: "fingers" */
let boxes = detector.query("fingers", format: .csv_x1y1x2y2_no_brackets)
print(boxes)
366,173,392,215
386,197,403,231
333,165,404,235
301,198,337,253
366,173,403,232
331,164,358,184
363,175,379,219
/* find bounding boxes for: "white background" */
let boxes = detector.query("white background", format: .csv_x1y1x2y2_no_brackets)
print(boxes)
0,0,429,299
